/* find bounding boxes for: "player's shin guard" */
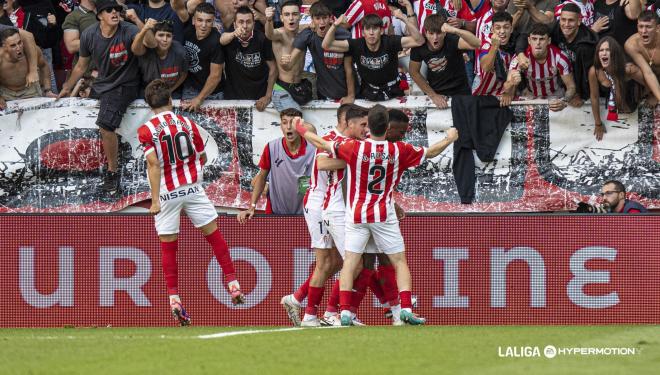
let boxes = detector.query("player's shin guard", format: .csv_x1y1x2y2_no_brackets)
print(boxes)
205,229,236,284
378,264,399,306
293,273,312,303
160,240,179,296
400,290,413,310
350,269,373,313
339,290,353,313
305,286,325,317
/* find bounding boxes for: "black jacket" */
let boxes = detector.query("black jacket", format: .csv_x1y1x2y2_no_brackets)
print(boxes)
550,23,598,101
0,10,61,49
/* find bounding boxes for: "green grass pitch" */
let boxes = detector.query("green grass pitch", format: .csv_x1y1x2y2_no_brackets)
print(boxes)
1,325,659,375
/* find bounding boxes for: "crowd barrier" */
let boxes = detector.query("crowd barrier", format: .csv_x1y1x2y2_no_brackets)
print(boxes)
0,97,658,213
3,214,658,327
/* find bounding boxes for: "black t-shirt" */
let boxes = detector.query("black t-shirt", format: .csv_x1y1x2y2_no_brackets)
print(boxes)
223,30,274,100
294,27,352,99
348,35,402,87
411,34,470,96
594,0,637,50
138,41,189,87
79,22,140,94
183,22,224,93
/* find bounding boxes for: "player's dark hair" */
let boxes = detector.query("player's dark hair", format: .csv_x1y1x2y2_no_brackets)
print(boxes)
194,2,216,16
424,14,446,33
362,14,383,29
368,104,389,136
236,5,254,17
639,9,659,24
280,0,301,12
144,79,171,109
593,37,628,111
309,1,332,17
491,11,513,25
529,23,550,37
0,27,19,46
345,105,368,123
560,2,581,16
154,21,174,34
388,109,409,125
337,103,354,121
603,180,626,193
280,107,303,118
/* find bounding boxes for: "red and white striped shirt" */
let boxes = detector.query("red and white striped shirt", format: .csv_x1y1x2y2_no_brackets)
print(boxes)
322,134,348,213
344,0,392,38
472,40,513,96
304,129,340,210
138,111,206,192
554,0,595,28
509,44,572,97
473,8,493,73
333,138,425,223
416,0,457,33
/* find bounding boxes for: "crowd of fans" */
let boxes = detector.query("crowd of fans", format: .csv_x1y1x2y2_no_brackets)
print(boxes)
1,0,659,143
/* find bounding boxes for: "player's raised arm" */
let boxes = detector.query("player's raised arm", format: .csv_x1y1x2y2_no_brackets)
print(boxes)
317,154,347,171
294,117,331,152
425,127,459,159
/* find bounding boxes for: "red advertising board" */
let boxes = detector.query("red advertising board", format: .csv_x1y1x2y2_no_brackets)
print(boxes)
2,215,659,327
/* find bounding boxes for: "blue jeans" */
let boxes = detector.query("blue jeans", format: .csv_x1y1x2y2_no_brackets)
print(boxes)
182,85,224,100
271,88,301,112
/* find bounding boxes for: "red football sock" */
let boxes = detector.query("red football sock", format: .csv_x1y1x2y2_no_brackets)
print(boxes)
293,273,312,303
326,279,340,313
305,286,325,316
205,229,236,284
378,265,399,305
339,290,353,312
369,271,387,305
350,269,373,313
160,240,178,296
400,290,412,309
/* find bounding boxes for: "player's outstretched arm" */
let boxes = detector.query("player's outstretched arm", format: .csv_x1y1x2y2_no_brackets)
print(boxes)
294,117,332,153
317,155,347,171
146,152,162,215
425,127,459,159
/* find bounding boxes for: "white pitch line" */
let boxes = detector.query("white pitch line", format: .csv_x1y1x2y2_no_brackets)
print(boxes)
198,327,304,339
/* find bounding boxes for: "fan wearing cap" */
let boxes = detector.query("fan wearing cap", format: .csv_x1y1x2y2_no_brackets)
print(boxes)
58,0,157,195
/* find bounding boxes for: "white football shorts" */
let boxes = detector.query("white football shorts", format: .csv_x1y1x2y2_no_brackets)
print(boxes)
154,183,218,235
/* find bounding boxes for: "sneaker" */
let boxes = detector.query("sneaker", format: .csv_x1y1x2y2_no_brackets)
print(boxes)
340,311,353,326
102,171,120,194
229,283,245,305
400,310,426,325
383,308,393,319
301,316,321,327
280,294,301,326
170,300,191,326
320,313,342,327
351,316,366,326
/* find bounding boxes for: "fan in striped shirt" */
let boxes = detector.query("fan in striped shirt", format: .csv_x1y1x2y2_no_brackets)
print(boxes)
507,22,577,111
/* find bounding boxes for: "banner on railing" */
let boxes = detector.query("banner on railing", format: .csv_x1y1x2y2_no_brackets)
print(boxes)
3,214,659,327
0,97,658,212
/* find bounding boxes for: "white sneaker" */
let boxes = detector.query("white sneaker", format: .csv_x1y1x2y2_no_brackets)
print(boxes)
301,316,321,327
351,315,366,326
320,313,342,326
280,294,301,326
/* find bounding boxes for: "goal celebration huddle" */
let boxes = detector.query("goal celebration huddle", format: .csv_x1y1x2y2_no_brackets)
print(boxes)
138,79,458,327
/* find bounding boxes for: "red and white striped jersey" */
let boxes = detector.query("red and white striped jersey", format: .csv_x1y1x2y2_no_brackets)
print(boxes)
332,138,425,223
554,0,595,27
344,0,392,38
138,111,206,192
474,8,494,73
321,134,348,213
304,129,340,210
509,44,572,97
472,40,513,96
416,0,457,33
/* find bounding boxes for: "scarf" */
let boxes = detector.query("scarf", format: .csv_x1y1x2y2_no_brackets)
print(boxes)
604,71,618,121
